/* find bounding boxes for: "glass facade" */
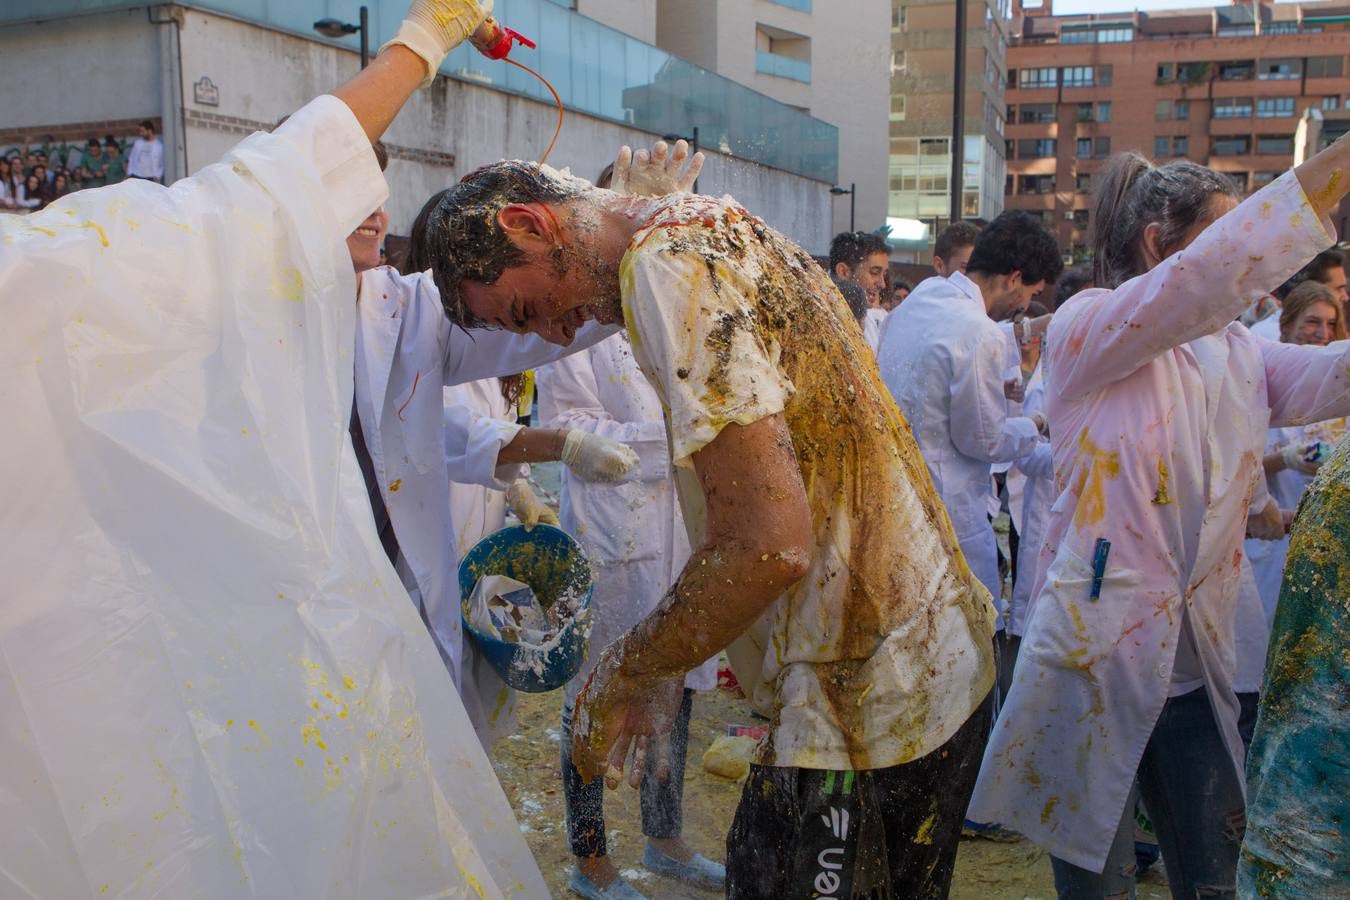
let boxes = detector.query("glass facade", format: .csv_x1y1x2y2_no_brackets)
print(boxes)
0,0,838,182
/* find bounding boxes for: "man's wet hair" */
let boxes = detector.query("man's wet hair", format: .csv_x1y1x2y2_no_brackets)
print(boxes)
406,161,589,327
829,230,889,272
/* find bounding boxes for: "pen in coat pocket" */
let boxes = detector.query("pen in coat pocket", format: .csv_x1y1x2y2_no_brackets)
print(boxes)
1089,538,1111,602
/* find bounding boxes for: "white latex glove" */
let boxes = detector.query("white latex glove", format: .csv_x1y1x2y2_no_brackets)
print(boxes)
1280,443,1321,476
506,479,558,531
561,430,639,483
379,0,493,87
611,140,704,196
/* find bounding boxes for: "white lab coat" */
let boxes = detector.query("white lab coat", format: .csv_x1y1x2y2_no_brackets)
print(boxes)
862,306,887,352
354,265,615,687
1009,365,1056,638
443,379,527,748
969,171,1347,872
0,96,547,897
877,271,1044,613
536,334,718,708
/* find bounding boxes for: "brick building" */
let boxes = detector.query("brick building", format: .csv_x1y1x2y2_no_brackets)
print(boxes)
1004,0,1350,261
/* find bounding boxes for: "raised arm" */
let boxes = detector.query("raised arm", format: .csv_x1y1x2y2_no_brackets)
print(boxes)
1259,337,1350,428
1048,170,1337,402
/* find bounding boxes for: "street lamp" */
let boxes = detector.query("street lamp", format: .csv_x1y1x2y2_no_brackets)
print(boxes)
314,6,369,69
830,183,856,232
662,127,700,193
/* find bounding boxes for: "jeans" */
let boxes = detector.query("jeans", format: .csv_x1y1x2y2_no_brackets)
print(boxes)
560,688,693,858
1050,688,1243,899
726,690,994,900
1236,691,1259,759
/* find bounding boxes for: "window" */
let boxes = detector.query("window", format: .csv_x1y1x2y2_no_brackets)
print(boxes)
890,50,906,74
1256,97,1295,118
1259,59,1301,81
1020,67,1058,88
892,5,906,29
1156,100,1173,121
1265,22,1298,35
919,174,948,191
1073,209,1090,227
1019,103,1056,124
1321,96,1341,111
1213,136,1251,156
1213,97,1253,119
1098,65,1113,86
1252,171,1280,187
1306,56,1345,79
1173,136,1189,157
1218,60,1254,81
1004,139,1014,159
920,137,949,157
1062,25,1133,43
890,95,907,121
1257,134,1294,155
1018,138,1057,158
1097,101,1112,123
1218,24,1255,37
1094,137,1111,159
1178,61,1211,84
1157,63,1174,82
1078,137,1093,159
1062,66,1098,87
1007,67,1017,85
1225,172,1248,192
1175,100,1190,120
1077,103,1093,123
1154,136,1171,158
1005,174,1014,195
1075,173,1092,193
1018,174,1055,195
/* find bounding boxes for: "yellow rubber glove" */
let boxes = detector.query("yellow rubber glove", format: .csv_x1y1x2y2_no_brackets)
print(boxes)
506,479,558,531
379,0,494,87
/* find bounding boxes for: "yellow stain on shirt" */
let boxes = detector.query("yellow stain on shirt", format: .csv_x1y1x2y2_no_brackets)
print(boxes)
1072,428,1121,528
273,267,304,302
1152,458,1172,506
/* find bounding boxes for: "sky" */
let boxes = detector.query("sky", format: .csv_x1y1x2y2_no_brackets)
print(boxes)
1054,0,1296,12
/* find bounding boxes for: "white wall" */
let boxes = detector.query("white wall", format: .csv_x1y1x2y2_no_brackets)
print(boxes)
575,0,658,44
175,10,831,252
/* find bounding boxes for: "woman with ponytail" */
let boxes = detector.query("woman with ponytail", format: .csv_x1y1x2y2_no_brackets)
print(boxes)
970,136,1350,897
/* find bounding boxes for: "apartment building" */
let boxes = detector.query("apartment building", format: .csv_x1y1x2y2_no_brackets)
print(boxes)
1005,0,1350,260
888,0,1013,262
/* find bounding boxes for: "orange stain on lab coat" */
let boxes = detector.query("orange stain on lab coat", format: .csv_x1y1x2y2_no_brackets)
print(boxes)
1072,428,1121,528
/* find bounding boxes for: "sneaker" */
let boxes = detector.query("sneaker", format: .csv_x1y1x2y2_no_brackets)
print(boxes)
961,819,1022,843
642,843,726,890
568,867,648,900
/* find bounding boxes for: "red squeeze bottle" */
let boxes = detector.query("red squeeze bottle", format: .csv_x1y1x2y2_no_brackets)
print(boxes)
470,16,536,59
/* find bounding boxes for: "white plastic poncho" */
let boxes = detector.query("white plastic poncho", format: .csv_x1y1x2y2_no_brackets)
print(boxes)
0,96,546,898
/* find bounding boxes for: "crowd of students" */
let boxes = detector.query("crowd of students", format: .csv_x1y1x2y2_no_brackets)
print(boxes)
0,119,163,212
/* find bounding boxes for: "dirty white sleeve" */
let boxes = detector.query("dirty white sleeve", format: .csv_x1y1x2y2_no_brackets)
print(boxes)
443,399,525,490
949,327,1041,463
1048,171,1336,403
623,250,793,468
1258,336,1350,428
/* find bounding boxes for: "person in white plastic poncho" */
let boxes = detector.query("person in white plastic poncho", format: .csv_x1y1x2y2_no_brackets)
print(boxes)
0,1,636,895
969,135,1350,898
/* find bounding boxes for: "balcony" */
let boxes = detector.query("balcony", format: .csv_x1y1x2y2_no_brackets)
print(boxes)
765,0,813,11
756,51,812,83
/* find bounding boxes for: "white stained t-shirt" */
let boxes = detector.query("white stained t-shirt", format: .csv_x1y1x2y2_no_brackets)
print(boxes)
620,195,996,772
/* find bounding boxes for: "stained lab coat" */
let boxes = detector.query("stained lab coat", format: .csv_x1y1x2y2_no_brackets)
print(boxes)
877,271,1044,613
1009,366,1056,638
969,171,1347,872
443,379,526,746
354,265,615,688
536,334,718,709
0,96,547,897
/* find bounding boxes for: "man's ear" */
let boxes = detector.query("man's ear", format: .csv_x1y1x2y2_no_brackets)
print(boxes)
833,261,853,281
497,203,555,249
1006,270,1024,291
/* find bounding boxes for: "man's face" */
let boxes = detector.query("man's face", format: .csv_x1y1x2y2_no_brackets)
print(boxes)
933,243,973,278
846,251,890,306
87,143,102,159
1288,300,1339,346
884,286,909,312
139,126,152,142
1318,265,1348,309
988,273,1044,321
347,207,389,273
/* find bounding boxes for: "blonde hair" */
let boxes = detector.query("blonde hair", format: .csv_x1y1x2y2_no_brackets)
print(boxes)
1279,280,1346,342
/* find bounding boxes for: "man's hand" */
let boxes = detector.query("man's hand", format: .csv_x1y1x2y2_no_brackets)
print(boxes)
1004,378,1025,403
1246,497,1285,541
572,642,684,788
380,0,493,87
561,430,640,482
1280,442,1322,477
611,140,704,196
505,479,558,531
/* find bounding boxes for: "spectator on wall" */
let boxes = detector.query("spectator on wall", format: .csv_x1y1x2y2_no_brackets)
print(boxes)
127,120,165,183
103,135,127,184
78,138,110,188
17,173,44,211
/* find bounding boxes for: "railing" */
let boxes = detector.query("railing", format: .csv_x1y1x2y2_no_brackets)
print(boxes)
756,51,812,84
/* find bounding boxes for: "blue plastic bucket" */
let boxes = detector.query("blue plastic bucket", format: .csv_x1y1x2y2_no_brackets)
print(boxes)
458,524,594,693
